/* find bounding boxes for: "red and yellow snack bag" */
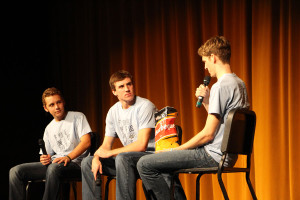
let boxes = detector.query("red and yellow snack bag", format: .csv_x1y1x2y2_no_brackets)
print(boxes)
155,107,180,152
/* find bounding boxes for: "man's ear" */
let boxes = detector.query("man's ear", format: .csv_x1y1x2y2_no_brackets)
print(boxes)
43,105,49,113
112,90,117,96
211,54,217,63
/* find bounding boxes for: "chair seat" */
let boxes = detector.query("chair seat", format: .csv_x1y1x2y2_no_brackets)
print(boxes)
175,167,219,174
175,166,250,174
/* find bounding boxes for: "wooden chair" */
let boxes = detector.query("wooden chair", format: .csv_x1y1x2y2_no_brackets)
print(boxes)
171,108,257,200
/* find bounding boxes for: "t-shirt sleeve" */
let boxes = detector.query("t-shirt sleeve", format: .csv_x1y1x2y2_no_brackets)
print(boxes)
42,128,55,155
208,85,225,118
105,108,117,137
137,101,156,130
76,113,92,138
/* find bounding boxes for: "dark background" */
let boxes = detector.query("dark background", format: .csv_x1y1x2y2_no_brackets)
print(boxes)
2,1,87,199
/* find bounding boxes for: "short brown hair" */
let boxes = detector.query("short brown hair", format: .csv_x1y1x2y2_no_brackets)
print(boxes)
42,87,64,106
109,70,133,91
198,36,231,64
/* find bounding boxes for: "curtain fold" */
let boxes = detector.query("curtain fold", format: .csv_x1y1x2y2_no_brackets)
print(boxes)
47,0,300,199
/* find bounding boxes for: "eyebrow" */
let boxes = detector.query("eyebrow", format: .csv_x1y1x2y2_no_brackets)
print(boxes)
118,81,132,88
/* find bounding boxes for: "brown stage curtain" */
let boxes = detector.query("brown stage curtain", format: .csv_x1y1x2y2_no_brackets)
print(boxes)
49,0,300,199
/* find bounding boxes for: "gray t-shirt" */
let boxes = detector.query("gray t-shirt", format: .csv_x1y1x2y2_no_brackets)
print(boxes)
204,73,250,167
105,96,156,151
43,111,92,166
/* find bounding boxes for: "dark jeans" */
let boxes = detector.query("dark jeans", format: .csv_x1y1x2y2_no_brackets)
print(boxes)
81,152,185,200
9,162,81,200
137,147,218,200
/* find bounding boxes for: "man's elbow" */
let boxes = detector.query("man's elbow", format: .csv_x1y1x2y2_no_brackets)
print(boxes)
82,135,92,150
86,140,92,149
136,144,148,152
205,134,215,143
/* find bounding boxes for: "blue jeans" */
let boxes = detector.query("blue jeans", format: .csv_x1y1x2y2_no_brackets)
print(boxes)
9,161,81,200
81,152,185,200
137,147,218,200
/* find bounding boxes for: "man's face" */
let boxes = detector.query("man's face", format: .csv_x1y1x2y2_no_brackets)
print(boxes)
202,55,216,77
112,77,135,104
43,94,66,121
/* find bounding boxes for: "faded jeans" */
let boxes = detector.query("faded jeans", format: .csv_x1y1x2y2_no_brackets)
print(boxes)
137,147,218,200
81,152,185,200
9,162,81,200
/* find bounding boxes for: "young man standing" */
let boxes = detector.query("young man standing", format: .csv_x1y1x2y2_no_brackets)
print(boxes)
81,70,157,200
9,87,92,200
137,36,250,199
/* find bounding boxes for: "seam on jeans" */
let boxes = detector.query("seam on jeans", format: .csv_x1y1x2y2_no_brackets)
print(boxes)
203,148,218,165
203,147,211,158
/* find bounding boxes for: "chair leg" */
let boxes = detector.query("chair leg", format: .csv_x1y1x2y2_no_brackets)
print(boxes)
71,182,77,200
217,172,229,200
142,183,151,200
26,181,31,200
170,174,176,200
195,174,203,200
105,176,115,200
246,172,257,200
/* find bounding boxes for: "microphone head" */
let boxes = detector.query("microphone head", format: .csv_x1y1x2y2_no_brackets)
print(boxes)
38,139,44,146
203,76,211,86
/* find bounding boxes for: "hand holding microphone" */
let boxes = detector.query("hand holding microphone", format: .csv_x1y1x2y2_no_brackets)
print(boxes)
196,76,211,108
39,139,51,165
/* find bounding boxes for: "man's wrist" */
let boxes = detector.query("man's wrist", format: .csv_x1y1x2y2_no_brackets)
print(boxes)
66,155,72,161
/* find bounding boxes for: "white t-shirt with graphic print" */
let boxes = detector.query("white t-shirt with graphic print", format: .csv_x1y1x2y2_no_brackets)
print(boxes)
105,96,156,152
42,111,92,166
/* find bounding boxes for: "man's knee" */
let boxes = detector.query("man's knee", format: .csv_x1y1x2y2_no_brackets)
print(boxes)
45,163,62,178
136,156,145,174
115,152,131,168
9,165,21,181
137,155,152,176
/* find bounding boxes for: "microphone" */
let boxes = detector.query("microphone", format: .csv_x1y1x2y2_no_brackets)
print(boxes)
95,172,101,186
196,76,211,108
38,139,47,155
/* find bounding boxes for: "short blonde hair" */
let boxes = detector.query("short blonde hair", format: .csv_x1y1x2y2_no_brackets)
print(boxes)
42,87,63,106
198,36,231,64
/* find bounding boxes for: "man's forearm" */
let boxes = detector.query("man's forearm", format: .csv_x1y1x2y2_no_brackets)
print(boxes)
68,134,91,160
110,141,147,156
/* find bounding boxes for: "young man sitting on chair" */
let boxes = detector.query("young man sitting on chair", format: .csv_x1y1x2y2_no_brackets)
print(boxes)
9,87,92,200
137,36,250,200
81,70,185,200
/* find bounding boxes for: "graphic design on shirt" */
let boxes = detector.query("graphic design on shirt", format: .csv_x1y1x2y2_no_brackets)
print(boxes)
54,129,70,151
118,119,136,145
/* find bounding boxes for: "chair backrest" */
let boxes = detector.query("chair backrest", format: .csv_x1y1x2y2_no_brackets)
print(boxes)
221,108,256,155
89,132,100,155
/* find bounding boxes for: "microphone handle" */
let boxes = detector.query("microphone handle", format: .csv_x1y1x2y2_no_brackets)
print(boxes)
95,172,101,186
196,97,203,108
38,139,48,155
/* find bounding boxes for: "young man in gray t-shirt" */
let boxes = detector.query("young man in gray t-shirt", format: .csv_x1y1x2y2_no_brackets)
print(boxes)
81,70,157,200
9,87,92,200
137,36,250,200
